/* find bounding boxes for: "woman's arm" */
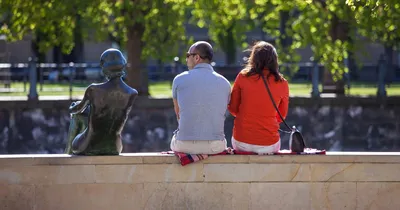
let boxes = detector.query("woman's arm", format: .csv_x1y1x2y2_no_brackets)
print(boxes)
228,74,242,117
276,80,289,123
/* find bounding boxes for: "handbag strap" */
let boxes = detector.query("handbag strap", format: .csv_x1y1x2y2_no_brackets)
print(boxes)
260,73,292,132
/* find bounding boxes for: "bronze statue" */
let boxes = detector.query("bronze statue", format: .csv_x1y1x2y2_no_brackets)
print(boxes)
65,48,138,155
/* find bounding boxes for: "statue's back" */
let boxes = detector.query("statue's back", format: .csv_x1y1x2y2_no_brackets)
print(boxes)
77,80,137,155
89,81,137,136
67,48,138,155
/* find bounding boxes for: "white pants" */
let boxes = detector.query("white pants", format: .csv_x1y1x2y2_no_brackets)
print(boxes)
232,137,281,154
170,135,227,154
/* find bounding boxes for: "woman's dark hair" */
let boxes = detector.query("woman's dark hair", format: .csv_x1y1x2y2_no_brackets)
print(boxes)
241,41,284,82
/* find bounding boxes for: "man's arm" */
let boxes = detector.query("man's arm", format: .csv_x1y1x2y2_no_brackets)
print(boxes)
172,76,180,121
173,98,180,121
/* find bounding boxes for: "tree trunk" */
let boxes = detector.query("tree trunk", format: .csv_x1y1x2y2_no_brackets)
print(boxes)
384,45,394,85
218,24,236,66
53,47,62,63
63,14,84,63
279,11,290,49
279,10,292,78
224,27,236,65
322,15,348,95
31,34,46,79
126,24,148,96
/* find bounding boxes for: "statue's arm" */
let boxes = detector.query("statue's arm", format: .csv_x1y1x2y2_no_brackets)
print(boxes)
65,114,81,154
69,86,92,114
72,133,90,155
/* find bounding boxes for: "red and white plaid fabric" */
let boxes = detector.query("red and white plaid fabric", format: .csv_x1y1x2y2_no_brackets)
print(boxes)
163,147,326,166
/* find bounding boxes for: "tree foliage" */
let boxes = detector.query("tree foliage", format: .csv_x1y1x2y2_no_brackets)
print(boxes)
250,0,400,81
247,1,302,76
348,0,400,48
0,0,86,54
83,0,191,94
1,0,400,87
102,0,190,61
1,0,190,60
191,0,251,65
252,0,357,81
295,0,357,81
0,0,190,95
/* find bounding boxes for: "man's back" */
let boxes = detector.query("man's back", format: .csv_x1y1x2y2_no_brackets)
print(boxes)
172,63,231,141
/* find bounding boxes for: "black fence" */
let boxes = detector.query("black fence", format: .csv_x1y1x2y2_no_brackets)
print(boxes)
0,61,399,97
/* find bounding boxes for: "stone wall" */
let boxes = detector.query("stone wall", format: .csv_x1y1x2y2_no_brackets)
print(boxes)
1,153,400,210
0,97,399,154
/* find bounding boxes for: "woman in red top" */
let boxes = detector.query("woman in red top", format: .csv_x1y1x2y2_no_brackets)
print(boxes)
228,41,289,154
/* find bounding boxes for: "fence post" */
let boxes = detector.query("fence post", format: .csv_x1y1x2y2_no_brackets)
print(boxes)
69,62,74,100
311,60,320,98
23,63,28,92
39,63,43,91
27,57,38,101
377,54,387,97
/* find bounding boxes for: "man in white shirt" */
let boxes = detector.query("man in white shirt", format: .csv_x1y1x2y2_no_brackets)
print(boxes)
171,41,231,154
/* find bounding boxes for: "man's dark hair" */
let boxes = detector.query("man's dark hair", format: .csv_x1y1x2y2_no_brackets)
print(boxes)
193,41,213,62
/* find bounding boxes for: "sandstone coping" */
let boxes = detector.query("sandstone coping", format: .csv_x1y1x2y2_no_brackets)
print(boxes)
2,152,400,210
2,152,400,166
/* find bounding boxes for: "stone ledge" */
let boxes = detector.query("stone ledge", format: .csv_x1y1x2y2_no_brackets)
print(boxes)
2,152,400,166
2,152,400,210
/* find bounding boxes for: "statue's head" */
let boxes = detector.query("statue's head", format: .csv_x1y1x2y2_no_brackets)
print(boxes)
100,48,127,79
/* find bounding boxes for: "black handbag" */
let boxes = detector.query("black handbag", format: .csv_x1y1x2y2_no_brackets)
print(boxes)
261,74,306,152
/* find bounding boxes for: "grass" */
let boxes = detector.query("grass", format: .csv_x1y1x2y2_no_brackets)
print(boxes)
142,81,400,97
0,81,400,98
288,82,400,96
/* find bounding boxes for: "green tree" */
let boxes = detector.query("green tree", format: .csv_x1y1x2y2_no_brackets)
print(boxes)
347,0,400,96
92,0,191,95
191,0,251,65
250,0,357,95
292,0,356,84
0,0,190,96
0,0,81,54
348,0,400,47
348,0,400,79
247,1,302,76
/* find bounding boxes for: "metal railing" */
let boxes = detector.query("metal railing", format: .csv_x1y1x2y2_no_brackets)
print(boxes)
0,60,105,99
0,59,399,100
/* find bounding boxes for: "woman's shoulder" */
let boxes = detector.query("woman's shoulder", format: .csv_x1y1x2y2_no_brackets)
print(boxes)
234,70,249,81
238,69,248,77
275,74,288,84
277,76,289,95
280,76,288,84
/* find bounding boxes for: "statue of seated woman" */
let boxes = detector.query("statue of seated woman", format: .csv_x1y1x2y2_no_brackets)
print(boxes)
65,48,138,155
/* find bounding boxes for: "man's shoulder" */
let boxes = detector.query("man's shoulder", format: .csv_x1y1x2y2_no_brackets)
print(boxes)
174,71,189,79
212,71,231,87
173,71,190,83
